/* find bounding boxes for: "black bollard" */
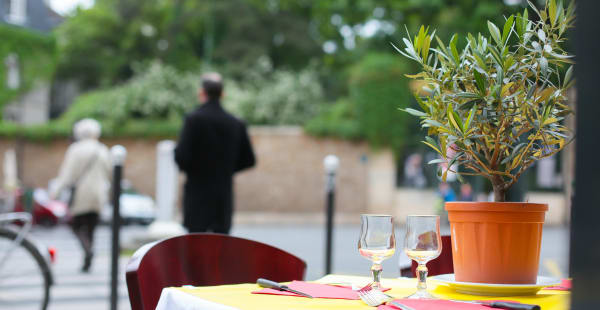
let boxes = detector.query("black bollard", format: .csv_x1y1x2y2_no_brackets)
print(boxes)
110,146,126,310
323,155,339,275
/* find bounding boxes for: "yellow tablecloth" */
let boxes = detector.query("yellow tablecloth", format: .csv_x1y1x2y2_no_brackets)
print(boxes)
166,275,570,310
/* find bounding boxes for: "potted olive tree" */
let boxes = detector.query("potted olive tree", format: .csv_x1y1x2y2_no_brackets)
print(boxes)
395,0,574,284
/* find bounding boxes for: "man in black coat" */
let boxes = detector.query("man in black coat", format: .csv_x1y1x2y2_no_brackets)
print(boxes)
175,73,255,234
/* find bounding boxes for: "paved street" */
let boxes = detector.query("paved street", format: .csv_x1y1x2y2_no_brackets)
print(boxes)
29,226,131,310
21,222,570,310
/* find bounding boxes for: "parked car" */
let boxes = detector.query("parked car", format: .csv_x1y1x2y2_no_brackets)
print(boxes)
44,178,156,226
101,193,156,225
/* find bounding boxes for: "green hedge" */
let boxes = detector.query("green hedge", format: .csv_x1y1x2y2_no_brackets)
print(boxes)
305,53,416,156
304,98,363,141
0,60,324,141
0,119,182,141
350,53,413,155
0,88,182,141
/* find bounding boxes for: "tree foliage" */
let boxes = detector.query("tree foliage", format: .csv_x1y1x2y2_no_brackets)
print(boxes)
349,53,414,155
54,0,321,88
55,0,529,90
306,53,420,157
48,0,572,164
397,0,575,201
0,25,56,108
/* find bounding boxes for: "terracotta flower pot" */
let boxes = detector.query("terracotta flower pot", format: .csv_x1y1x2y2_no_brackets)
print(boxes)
445,202,548,284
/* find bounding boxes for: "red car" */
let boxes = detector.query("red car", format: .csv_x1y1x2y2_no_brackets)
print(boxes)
13,188,69,226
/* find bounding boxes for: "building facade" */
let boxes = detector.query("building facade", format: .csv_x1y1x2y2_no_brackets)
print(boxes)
0,0,62,33
1,0,62,124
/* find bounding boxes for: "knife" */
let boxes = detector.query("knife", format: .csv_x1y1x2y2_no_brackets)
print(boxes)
450,300,540,310
388,301,416,310
388,300,540,310
257,278,314,298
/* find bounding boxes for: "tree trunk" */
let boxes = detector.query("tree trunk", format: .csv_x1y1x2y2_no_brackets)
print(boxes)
491,176,506,202
493,186,506,202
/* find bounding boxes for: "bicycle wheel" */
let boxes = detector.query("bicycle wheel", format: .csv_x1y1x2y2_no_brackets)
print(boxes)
0,227,52,310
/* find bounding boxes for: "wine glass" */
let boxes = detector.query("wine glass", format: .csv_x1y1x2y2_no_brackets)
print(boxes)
358,214,396,290
403,215,442,299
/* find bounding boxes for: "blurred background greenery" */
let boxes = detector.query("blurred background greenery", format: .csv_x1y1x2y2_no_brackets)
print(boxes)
0,0,539,159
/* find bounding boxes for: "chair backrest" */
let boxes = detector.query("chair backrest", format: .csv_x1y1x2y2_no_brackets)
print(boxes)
125,233,307,310
400,235,453,277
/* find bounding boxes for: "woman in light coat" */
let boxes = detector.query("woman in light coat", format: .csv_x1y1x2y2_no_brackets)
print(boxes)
52,119,111,272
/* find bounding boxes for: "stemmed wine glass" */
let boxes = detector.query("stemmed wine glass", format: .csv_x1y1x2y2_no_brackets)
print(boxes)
404,215,442,299
358,214,396,290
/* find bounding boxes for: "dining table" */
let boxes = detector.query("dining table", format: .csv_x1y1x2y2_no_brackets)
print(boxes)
155,274,570,310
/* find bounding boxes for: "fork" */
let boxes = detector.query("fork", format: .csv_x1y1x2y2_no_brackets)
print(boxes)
356,283,394,307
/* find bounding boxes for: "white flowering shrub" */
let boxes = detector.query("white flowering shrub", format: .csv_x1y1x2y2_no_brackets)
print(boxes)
94,63,199,121
67,60,323,127
225,63,323,125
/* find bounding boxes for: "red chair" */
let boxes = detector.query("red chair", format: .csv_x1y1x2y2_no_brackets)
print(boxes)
126,233,307,310
400,235,453,277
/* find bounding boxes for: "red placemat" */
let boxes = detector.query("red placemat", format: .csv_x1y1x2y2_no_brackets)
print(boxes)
544,279,571,291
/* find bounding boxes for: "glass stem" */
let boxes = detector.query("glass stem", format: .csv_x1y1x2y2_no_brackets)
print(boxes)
371,263,382,289
416,263,428,292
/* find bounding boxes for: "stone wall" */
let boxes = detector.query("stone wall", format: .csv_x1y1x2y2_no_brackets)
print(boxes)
0,128,569,225
235,127,369,213
0,127,375,215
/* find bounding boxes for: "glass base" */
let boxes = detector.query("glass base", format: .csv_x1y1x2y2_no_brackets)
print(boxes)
404,290,437,299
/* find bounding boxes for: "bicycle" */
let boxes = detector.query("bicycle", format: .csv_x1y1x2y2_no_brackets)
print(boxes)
0,212,54,310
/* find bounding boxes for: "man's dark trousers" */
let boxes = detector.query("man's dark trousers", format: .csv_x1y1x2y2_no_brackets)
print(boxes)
182,179,233,233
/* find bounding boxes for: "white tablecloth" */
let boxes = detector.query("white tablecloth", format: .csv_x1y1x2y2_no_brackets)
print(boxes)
155,287,240,310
